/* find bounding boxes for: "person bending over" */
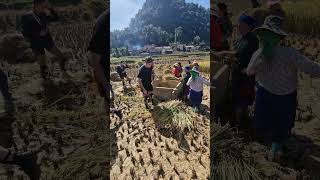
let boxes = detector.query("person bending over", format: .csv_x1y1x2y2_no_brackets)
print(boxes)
21,0,71,79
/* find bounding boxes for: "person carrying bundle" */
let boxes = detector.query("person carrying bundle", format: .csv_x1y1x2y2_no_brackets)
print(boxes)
213,13,259,128
116,61,132,88
173,65,191,102
246,16,320,161
21,0,71,80
187,67,210,113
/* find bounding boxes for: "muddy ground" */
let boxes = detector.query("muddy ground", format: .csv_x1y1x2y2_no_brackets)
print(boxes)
0,58,210,179
109,62,211,179
229,73,320,180
0,61,111,179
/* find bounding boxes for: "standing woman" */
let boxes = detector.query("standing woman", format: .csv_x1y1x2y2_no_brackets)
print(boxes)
210,5,222,51
217,2,233,50
187,67,210,113
247,16,320,161
213,13,259,127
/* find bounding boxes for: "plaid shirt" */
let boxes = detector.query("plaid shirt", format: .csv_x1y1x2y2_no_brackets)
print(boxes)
248,46,320,95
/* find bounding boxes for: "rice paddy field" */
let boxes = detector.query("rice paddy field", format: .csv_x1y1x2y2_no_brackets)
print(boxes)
109,54,211,179
0,18,115,178
211,0,320,179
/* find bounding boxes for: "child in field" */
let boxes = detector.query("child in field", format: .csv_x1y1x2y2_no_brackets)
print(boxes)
187,67,210,112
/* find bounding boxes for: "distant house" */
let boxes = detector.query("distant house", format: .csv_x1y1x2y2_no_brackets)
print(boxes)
148,47,161,55
162,46,173,54
139,44,160,55
177,44,186,51
185,45,196,52
140,52,150,57
129,50,139,56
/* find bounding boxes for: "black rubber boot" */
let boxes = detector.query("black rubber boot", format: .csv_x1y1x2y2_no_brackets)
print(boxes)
40,65,49,79
144,97,150,109
111,108,123,120
151,96,156,106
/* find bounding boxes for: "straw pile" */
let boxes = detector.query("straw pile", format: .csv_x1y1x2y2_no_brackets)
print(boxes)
0,33,33,64
211,124,261,180
153,100,194,132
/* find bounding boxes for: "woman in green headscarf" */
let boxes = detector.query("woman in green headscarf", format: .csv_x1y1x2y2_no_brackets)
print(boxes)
257,29,281,59
186,67,210,113
247,15,320,162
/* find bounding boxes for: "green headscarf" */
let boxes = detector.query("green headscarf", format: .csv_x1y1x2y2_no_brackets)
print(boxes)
190,70,198,80
257,30,281,59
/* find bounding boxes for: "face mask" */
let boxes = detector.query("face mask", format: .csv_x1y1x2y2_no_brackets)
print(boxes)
258,30,280,59
190,71,198,80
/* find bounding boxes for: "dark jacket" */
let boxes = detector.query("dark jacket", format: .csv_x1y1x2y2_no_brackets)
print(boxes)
21,9,58,40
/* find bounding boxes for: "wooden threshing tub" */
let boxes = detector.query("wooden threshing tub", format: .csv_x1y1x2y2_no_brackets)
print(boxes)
211,58,232,108
210,56,231,118
153,79,179,101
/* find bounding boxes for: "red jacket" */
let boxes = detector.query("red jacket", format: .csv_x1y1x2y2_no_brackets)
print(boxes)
172,67,181,78
211,16,222,51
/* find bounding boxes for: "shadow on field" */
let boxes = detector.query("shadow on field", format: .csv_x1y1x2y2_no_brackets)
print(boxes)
282,134,320,180
41,79,85,110
151,105,191,152
109,121,124,176
0,68,15,148
200,104,210,119
0,113,15,148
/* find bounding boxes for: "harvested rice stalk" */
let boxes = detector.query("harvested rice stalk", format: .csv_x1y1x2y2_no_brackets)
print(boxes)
211,123,261,180
153,100,194,132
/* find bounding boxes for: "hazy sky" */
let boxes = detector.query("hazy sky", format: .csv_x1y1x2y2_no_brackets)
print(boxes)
111,0,210,31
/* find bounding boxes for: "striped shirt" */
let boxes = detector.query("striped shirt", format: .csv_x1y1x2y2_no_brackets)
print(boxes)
247,46,320,95
187,76,210,92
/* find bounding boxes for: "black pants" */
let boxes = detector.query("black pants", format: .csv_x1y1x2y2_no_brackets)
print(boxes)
0,69,13,107
0,68,14,147
29,34,55,55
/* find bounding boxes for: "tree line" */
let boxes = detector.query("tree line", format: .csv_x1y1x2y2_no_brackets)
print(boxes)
111,0,210,49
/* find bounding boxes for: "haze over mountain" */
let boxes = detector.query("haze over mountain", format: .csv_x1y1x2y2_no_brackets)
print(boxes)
111,0,210,48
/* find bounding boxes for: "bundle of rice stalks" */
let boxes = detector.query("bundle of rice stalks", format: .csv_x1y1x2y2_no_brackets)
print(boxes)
211,123,261,180
0,33,33,64
198,60,210,74
162,74,177,81
56,141,109,179
110,72,121,82
164,69,172,74
282,0,320,35
153,100,194,132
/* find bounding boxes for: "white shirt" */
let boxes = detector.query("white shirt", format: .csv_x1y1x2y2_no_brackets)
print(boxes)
186,76,210,92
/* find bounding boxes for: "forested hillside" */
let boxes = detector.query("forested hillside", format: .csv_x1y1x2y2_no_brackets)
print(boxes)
111,0,210,48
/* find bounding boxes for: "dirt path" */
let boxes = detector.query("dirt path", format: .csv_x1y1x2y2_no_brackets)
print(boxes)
110,81,210,179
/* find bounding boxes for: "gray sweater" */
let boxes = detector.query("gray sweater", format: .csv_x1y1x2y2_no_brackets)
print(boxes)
247,46,320,95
